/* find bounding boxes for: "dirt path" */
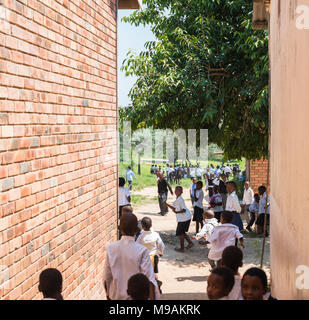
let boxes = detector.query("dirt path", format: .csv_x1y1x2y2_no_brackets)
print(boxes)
132,186,270,300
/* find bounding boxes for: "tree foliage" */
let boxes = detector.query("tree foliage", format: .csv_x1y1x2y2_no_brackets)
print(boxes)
120,0,269,160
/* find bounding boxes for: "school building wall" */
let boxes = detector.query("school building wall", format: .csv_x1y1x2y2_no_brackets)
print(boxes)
246,159,269,193
0,0,118,299
269,0,309,299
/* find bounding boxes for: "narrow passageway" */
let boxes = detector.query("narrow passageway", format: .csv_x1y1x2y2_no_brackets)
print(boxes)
133,186,270,300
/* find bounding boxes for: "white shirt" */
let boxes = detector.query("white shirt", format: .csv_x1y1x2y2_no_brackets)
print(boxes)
193,189,204,208
136,230,165,256
126,170,136,181
208,224,243,261
224,166,232,174
228,275,242,300
196,218,219,241
226,191,241,213
196,168,202,176
118,187,130,206
102,236,160,300
173,196,191,222
258,192,270,214
242,187,254,205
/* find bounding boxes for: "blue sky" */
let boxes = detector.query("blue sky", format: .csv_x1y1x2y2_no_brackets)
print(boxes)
117,9,155,108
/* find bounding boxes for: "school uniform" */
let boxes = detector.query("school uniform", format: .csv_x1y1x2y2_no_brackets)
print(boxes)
226,191,243,231
157,178,172,215
118,187,130,218
136,230,165,274
195,218,219,241
193,189,204,222
103,236,160,300
173,196,192,236
242,187,254,223
126,170,136,190
208,223,243,267
210,193,223,222
247,200,259,229
256,192,270,227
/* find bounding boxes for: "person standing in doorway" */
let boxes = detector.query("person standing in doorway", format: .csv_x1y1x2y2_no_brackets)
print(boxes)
156,171,173,216
126,166,136,191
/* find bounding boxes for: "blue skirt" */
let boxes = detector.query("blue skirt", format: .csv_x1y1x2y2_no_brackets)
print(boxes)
231,211,244,231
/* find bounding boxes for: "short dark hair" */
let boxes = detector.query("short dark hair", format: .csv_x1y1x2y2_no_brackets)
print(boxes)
119,177,125,187
221,211,234,223
227,181,237,189
39,268,63,297
211,267,235,292
258,186,267,194
254,193,260,201
175,186,183,193
242,267,268,290
141,217,152,230
127,273,150,300
196,181,203,187
213,185,219,192
222,246,243,273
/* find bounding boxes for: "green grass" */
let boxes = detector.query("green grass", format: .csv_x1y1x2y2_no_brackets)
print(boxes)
131,194,148,206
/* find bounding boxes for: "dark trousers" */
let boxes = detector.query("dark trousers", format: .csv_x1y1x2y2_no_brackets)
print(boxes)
128,180,132,190
247,212,256,228
158,192,168,215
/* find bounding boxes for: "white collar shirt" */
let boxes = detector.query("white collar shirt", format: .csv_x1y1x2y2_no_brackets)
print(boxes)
103,236,160,300
226,191,241,213
243,187,254,205
136,230,165,256
208,224,243,261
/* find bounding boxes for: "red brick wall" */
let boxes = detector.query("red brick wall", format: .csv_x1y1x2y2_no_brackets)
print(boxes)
247,159,270,193
0,0,118,299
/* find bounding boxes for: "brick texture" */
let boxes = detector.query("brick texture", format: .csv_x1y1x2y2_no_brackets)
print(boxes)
0,0,118,300
247,159,270,193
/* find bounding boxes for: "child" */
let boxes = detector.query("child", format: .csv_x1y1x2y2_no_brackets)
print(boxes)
190,178,197,205
209,185,223,223
207,267,235,300
241,267,276,300
127,273,150,300
225,181,243,232
193,181,204,233
221,246,243,300
207,211,244,269
118,177,131,218
38,268,63,300
165,186,194,253
191,210,219,245
256,186,270,236
136,217,165,291
246,193,260,232
103,213,160,300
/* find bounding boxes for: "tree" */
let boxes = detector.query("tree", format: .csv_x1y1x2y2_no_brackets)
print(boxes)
120,0,269,160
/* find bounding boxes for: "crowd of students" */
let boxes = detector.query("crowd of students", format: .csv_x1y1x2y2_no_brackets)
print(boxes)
37,167,272,301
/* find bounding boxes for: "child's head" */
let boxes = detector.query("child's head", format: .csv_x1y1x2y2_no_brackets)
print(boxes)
220,174,227,181
119,177,125,187
207,267,235,300
226,181,236,193
220,211,234,224
241,267,268,300
38,268,63,300
203,210,215,220
121,205,133,216
128,166,132,170
141,217,152,231
119,213,139,236
127,273,150,300
175,186,183,197
192,177,197,184
196,181,203,190
254,193,260,202
258,185,266,196
213,185,219,194
221,246,243,275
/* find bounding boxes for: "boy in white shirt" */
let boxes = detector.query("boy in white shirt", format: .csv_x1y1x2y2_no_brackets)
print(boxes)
191,210,219,245
193,181,204,234
225,181,243,232
165,186,194,253
118,177,131,218
206,211,244,269
103,213,160,300
136,217,165,292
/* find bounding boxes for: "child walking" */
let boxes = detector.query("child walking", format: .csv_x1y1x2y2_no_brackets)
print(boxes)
136,217,165,292
165,186,194,253
209,185,223,223
192,181,204,233
206,211,245,269
38,268,63,300
246,193,260,232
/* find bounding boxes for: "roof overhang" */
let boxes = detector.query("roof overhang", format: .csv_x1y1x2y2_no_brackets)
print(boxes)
118,0,142,10
252,0,271,30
